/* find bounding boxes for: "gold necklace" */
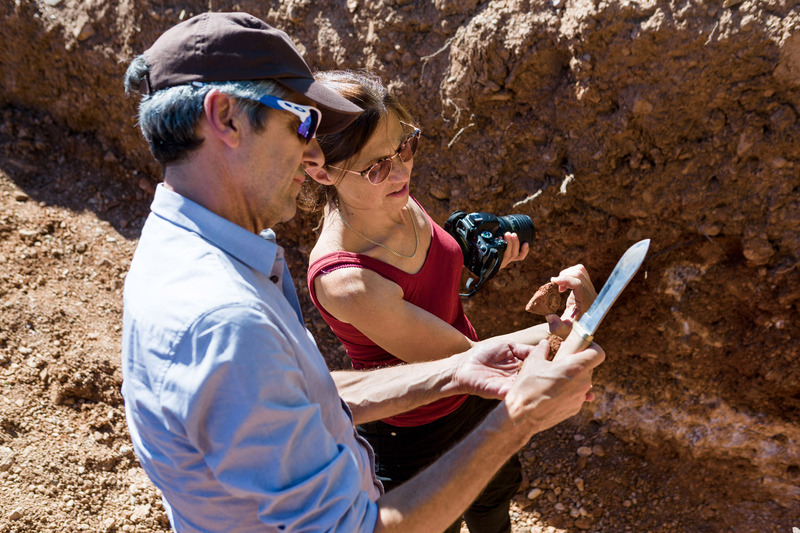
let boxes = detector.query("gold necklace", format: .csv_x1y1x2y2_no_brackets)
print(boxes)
335,199,419,259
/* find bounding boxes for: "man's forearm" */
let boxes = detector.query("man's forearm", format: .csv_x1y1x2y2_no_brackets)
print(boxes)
370,340,604,533
331,358,460,426
374,402,529,533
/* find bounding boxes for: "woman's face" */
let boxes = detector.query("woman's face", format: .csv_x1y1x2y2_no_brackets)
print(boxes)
331,113,416,211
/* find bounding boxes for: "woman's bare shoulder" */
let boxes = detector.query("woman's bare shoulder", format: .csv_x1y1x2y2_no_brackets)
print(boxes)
314,264,402,322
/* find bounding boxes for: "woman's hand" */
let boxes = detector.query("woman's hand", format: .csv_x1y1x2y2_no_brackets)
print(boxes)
499,233,529,270
546,264,596,337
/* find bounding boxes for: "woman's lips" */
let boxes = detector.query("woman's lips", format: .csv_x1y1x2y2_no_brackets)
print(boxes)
389,183,408,196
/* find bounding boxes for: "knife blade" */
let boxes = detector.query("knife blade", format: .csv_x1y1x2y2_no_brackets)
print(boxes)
554,239,650,358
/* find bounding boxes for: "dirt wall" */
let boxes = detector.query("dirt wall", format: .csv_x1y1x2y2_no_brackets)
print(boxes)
0,0,798,528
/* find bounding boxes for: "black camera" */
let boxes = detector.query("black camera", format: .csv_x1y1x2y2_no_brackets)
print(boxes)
444,211,535,297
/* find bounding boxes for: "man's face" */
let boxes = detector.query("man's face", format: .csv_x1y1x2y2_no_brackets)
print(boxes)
238,95,325,230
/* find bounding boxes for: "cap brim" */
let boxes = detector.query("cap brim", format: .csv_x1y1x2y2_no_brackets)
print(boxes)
276,77,362,135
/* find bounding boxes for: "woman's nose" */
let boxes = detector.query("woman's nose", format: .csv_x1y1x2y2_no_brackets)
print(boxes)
389,156,412,180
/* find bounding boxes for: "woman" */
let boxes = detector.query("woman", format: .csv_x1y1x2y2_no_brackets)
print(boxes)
301,70,595,533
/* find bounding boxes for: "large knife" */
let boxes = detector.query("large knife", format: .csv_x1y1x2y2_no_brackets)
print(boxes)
555,239,650,358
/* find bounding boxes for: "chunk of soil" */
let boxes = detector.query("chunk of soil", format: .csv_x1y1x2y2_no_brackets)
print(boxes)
545,333,563,361
525,281,561,315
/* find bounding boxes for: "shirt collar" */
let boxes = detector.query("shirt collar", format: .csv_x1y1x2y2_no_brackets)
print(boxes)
150,184,278,277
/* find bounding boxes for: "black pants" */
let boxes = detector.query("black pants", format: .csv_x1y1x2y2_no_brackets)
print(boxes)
358,395,522,533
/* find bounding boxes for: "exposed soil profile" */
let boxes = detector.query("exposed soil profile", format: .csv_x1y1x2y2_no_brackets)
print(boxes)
0,0,798,531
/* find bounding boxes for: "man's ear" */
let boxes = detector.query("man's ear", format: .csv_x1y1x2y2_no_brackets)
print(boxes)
305,166,334,185
203,89,241,148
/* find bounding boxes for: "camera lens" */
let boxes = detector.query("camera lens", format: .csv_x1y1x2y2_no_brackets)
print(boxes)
498,214,535,244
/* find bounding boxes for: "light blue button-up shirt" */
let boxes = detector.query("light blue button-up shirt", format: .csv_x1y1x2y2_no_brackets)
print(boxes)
121,185,381,532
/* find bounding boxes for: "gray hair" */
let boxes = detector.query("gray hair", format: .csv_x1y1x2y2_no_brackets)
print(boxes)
124,54,288,165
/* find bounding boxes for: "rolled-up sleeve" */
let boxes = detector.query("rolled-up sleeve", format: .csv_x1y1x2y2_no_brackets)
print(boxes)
160,304,378,532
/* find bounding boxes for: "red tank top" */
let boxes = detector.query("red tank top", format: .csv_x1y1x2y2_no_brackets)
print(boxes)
307,200,477,427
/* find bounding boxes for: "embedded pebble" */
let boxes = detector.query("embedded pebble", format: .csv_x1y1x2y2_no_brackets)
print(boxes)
527,487,543,499
0,447,15,472
577,446,593,457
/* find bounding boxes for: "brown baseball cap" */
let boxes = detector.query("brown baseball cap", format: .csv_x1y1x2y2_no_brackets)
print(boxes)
141,11,362,134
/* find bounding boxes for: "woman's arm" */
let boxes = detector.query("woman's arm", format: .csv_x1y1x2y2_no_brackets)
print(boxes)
315,267,476,363
316,261,597,364
478,322,551,347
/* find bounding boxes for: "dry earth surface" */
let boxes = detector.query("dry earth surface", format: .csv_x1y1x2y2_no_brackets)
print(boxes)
1,0,799,532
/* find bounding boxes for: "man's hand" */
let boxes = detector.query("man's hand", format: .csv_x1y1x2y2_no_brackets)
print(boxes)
451,342,529,399
546,264,597,338
504,339,604,437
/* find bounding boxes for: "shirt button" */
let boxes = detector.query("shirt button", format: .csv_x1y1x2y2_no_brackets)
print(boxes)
270,275,280,284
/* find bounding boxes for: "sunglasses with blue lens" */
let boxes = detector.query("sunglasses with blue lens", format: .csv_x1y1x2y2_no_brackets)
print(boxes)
250,95,321,143
189,82,322,143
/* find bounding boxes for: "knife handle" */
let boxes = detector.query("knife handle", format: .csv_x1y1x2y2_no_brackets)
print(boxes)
554,320,594,359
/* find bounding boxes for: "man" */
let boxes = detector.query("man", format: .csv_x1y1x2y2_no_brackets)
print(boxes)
121,11,604,532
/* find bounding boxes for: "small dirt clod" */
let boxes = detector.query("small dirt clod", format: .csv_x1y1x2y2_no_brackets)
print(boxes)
545,333,563,361
526,281,562,315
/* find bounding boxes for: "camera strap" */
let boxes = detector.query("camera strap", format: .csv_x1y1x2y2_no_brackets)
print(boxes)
460,248,502,298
